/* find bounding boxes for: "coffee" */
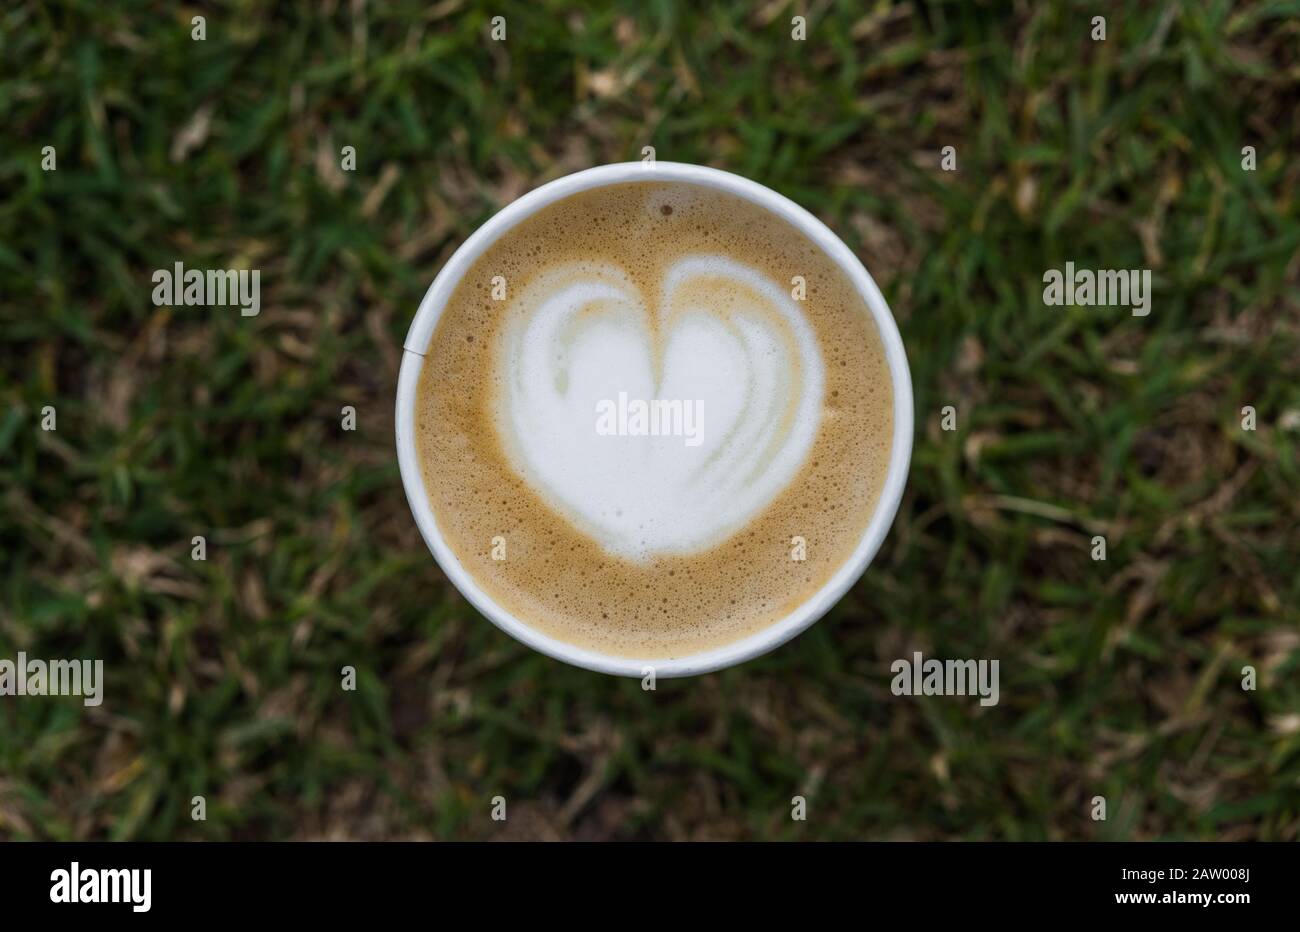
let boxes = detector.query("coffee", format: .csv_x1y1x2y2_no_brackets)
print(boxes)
414,181,893,659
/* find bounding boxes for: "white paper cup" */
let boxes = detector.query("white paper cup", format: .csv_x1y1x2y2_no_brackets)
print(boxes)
396,162,913,677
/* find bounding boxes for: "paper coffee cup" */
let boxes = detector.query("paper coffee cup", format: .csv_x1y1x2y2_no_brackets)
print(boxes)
396,162,913,677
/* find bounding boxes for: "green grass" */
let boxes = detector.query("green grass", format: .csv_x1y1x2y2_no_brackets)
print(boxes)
1,0,1297,840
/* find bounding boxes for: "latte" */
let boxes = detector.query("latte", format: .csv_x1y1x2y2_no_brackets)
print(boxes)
414,181,893,659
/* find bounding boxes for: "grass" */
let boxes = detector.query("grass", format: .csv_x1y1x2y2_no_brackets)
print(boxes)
1,0,1297,840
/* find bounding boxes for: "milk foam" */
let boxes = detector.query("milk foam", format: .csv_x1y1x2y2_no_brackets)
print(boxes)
417,180,894,659
494,255,824,561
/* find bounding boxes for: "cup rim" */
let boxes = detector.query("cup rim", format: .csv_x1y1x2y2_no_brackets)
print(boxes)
395,161,913,677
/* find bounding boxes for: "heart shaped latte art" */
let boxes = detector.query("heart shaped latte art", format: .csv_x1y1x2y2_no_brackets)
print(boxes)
493,255,825,562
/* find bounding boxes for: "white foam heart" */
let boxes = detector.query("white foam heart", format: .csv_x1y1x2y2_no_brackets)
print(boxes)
493,255,824,562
